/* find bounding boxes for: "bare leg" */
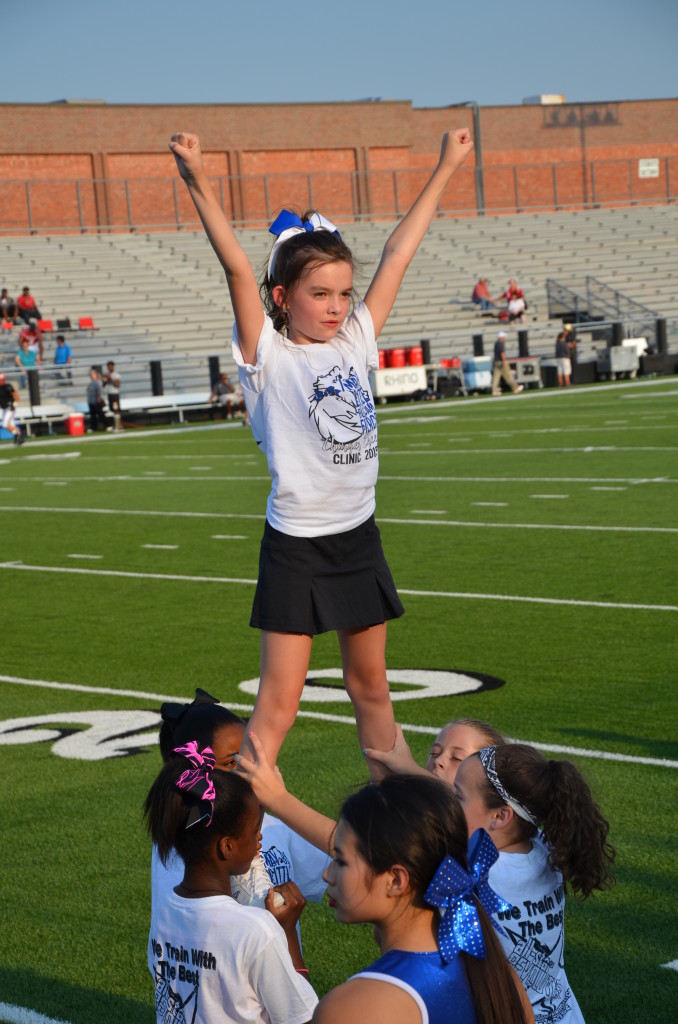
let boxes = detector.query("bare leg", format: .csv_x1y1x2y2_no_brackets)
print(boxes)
241,630,313,765
338,623,396,759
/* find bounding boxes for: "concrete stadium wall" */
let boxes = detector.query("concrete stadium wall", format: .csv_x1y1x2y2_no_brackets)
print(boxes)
1,98,677,231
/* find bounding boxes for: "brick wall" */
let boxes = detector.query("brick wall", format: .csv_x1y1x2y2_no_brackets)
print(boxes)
1,98,676,231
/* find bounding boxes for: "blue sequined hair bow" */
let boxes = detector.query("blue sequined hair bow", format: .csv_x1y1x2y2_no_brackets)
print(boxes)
267,209,341,279
424,829,512,963
173,740,216,829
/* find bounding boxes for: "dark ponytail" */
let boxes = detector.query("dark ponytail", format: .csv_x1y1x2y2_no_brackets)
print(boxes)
144,756,254,867
477,744,615,896
340,775,529,1024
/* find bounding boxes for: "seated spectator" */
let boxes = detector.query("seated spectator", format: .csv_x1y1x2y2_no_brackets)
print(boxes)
508,294,526,324
470,277,495,311
501,278,523,303
16,286,42,325
0,372,25,445
19,320,44,360
15,337,40,388
209,372,249,425
0,288,17,323
54,334,73,383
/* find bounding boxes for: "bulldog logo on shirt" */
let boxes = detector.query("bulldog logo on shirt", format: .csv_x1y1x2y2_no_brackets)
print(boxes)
308,366,376,448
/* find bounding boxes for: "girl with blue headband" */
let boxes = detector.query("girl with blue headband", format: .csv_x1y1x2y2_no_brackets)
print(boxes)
169,128,473,773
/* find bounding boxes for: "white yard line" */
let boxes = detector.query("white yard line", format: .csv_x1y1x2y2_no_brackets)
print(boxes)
0,561,675,612
1,505,676,534
1,675,676,769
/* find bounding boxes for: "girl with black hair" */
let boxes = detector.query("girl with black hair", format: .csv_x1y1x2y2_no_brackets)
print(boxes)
236,737,532,1024
145,742,317,1024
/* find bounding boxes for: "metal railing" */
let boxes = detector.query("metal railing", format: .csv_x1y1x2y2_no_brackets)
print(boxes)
1,155,676,236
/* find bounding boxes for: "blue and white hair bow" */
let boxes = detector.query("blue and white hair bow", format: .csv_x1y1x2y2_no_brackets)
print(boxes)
424,828,513,963
267,209,341,279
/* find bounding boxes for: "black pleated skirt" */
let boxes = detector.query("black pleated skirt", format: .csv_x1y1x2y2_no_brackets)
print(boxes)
250,515,405,635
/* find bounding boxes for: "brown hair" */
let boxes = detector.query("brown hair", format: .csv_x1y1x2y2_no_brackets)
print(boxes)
445,717,506,747
260,209,357,332
474,744,615,897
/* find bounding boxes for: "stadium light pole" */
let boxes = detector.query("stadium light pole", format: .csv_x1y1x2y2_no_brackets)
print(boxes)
457,100,485,216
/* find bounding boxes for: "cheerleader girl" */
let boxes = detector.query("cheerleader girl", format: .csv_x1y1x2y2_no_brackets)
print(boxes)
453,744,615,1023
169,127,473,769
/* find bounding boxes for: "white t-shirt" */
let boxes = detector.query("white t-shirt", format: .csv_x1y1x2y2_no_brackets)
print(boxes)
232,302,379,537
148,890,317,1024
259,814,330,902
489,837,585,1024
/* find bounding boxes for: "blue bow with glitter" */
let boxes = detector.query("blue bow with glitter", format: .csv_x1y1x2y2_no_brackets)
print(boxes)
424,829,512,963
267,209,341,277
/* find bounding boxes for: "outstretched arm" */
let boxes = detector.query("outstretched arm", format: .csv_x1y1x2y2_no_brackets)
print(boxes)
169,132,264,363
235,732,336,853
364,128,473,337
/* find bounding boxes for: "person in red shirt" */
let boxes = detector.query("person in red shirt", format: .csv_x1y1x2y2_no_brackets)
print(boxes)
18,320,44,359
16,287,42,325
470,277,496,311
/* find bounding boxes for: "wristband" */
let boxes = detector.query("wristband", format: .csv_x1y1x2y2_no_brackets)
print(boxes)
296,967,309,975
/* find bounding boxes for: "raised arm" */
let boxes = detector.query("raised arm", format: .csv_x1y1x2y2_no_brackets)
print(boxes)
364,128,473,337
169,132,264,363
236,732,336,853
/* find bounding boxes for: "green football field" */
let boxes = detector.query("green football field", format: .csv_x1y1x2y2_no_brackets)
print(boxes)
1,378,677,1024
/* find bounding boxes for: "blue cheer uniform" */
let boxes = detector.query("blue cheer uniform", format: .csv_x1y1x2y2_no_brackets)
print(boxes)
353,948,476,1024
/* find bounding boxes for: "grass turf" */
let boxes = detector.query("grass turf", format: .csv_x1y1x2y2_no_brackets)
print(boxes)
1,378,677,1023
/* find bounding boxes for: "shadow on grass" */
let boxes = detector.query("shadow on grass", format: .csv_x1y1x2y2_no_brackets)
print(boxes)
552,726,678,760
0,967,153,1024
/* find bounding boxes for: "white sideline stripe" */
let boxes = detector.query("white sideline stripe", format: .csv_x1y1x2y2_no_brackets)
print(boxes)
473,502,508,507
0,562,675,612
143,544,179,550
380,476,676,484
381,446,678,455
591,486,628,492
410,509,447,514
530,494,569,499
1,506,675,535
67,554,102,560
0,1002,69,1024
212,534,248,540
1,675,676,769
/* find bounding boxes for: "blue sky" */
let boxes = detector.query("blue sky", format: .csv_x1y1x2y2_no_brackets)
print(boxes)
4,0,677,108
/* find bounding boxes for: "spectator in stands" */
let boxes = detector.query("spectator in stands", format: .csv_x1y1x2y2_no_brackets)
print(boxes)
209,371,249,424
86,367,108,431
1,288,17,323
19,319,44,360
209,371,234,418
15,337,40,388
492,332,523,396
103,360,122,431
555,329,572,386
470,277,495,311
54,334,73,383
0,372,24,445
16,286,42,325
564,323,577,363
507,293,526,324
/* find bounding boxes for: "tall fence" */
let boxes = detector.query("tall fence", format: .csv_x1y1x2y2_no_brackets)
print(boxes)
1,156,676,235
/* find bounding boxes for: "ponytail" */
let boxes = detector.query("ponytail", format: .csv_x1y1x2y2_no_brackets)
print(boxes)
463,902,528,1024
478,744,615,896
144,753,254,867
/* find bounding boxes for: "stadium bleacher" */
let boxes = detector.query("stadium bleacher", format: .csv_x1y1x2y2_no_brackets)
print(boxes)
0,203,676,411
